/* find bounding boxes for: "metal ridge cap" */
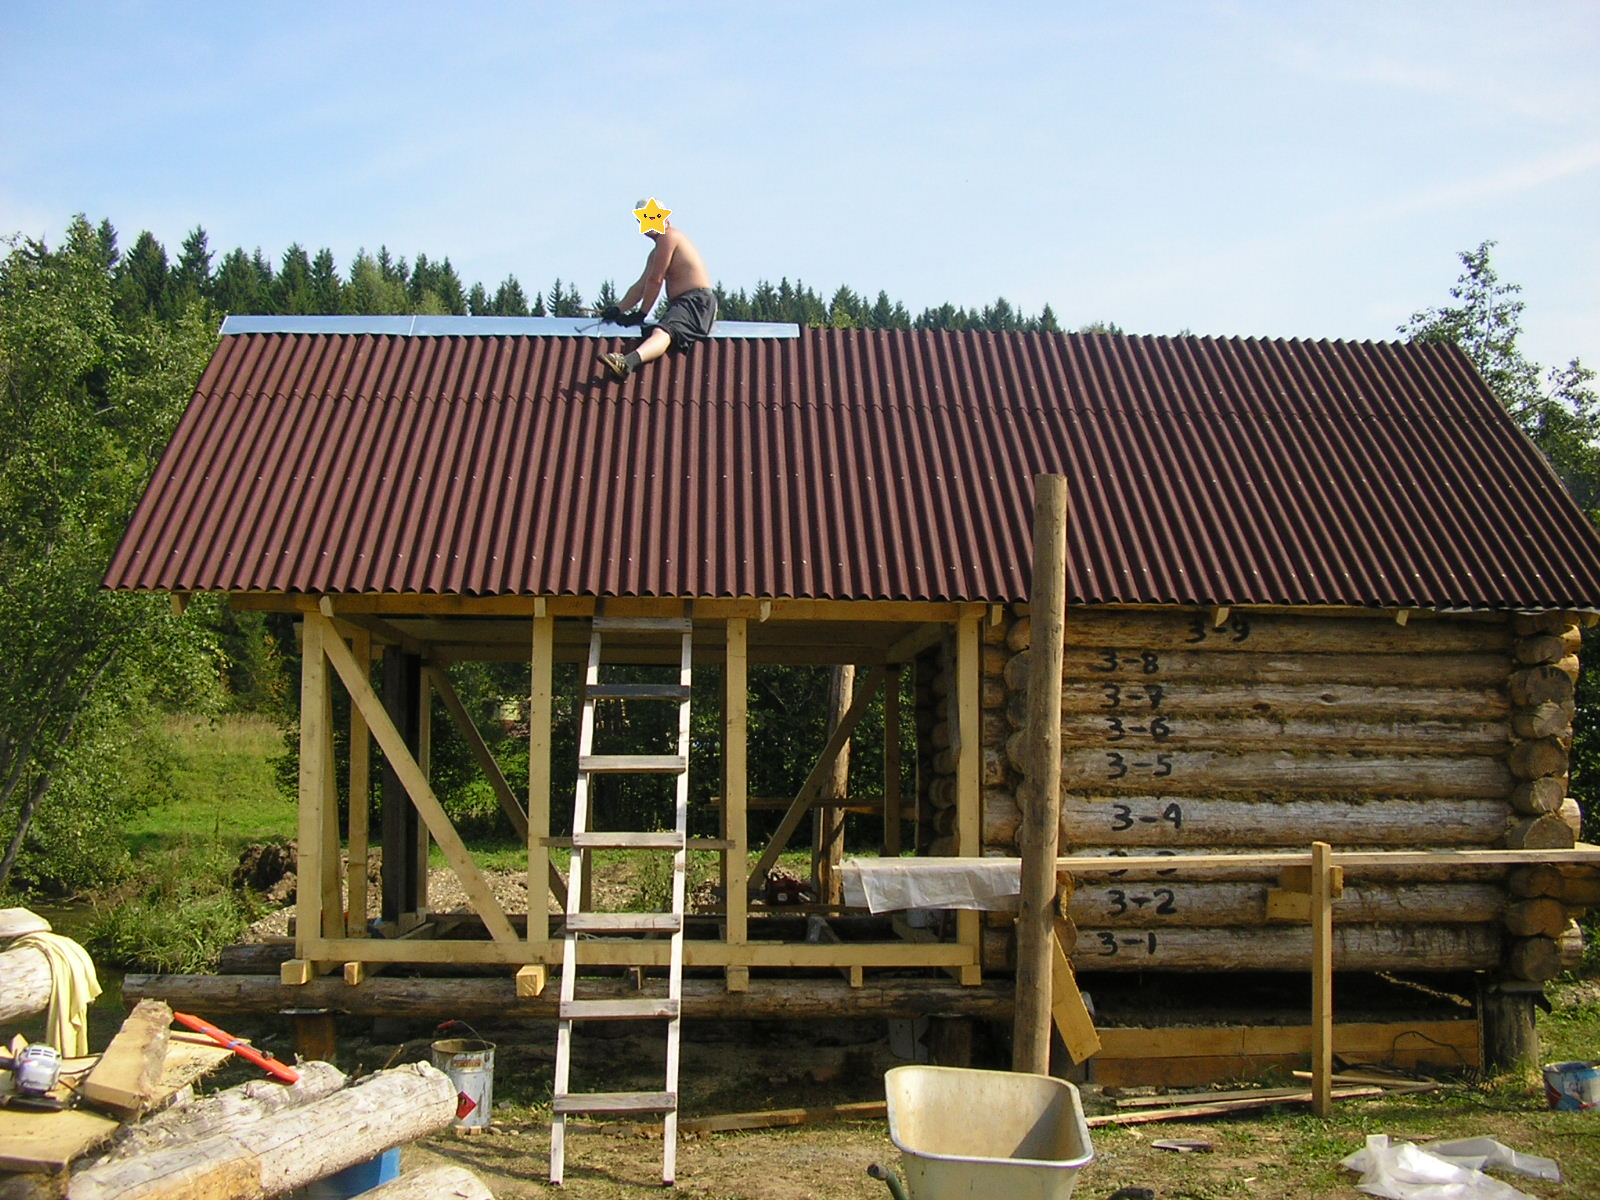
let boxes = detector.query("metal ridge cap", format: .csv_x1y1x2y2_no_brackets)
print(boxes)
217,315,801,338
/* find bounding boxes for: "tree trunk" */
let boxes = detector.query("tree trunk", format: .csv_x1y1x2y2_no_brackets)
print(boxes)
359,1166,494,1200
0,944,55,1022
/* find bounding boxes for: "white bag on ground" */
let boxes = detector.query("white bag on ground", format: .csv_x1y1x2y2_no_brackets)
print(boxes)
1340,1133,1560,1200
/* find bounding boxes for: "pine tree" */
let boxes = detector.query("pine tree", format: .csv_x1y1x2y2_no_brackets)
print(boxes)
276,244,315,314
113,231,172,321
213,248,266,313
492,275,530,317
310,249,341,313
467,282,490,316
172,227,213,311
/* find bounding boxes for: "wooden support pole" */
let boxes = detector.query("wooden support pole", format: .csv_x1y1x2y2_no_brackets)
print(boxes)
815,664,855,904
346,629,372,937
1311,839,1335,1117
1015,474,1068,1074
296,615,333,959
883,666,903,856
955,612,983,985
529,612,555,942
724,618,749,991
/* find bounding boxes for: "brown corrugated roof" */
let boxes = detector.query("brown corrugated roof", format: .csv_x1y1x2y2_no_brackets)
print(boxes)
104,326,1600,608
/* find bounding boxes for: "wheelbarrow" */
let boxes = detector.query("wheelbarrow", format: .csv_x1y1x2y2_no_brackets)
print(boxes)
869,1065,1094,1200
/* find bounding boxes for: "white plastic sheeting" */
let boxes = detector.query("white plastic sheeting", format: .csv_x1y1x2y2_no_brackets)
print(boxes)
1340,1134,1560,1200
840,857,1024,913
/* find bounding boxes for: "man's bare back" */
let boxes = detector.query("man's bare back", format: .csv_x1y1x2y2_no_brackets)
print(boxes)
648,227,712,299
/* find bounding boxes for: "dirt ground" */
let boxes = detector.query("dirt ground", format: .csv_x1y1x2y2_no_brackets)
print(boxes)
340,1013,1596,1200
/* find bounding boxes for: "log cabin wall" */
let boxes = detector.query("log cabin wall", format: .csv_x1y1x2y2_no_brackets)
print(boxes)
925,604,1589,979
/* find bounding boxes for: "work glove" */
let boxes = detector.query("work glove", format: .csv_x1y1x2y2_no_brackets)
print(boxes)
617,308,645,327
600,304,624,324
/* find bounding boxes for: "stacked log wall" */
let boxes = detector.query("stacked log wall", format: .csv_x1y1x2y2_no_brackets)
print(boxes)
927,605,1590,978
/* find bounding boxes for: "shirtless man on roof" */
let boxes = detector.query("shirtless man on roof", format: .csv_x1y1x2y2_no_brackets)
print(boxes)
597,199,717,379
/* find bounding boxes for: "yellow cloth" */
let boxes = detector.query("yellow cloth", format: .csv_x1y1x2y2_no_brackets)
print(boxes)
11,932,101,1056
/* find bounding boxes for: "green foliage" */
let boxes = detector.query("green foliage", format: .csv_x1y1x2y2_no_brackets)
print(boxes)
85,841,261,972
1404,241,1600,847
0,217,226,895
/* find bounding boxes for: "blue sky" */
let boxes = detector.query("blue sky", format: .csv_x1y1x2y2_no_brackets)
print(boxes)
3,1,1597,373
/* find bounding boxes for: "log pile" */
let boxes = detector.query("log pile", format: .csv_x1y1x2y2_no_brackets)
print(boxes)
0,1001,485,1200
928,604,1597,977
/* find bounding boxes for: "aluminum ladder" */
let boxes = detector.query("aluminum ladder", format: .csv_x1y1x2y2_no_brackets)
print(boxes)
549,603,692,1187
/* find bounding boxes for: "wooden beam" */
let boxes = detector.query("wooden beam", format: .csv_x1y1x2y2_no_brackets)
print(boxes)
748,666,887,886
346,628,372,937
679,1101,886,1134
1311,839,1335,1117
954,613,982,985
724,618,749,990
1015,473,1068,1072
1050,927,1100,1064
78,999,172,1119
529,613,557,940
296,614,333,952
313,612,518,943
882,666,902,857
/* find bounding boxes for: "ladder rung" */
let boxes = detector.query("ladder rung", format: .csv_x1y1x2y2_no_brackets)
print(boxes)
561,997,680,1020
592,616,693,633
586,683,693,701
554,1091,676,1115
566,912,682,933
571,831,685,850
580,754,687,774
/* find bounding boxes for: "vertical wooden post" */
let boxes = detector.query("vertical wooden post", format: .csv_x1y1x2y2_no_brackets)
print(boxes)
1311,839,1335,1117
882,666,902,856
295,614,330,960
724,618,749,992
815,665,854,904
955,611,983,986
1014,474,1068,1075
345,629,372,937
380,650,425,923
528,612,555,944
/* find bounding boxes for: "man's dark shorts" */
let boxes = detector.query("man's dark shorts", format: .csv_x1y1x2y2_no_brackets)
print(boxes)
655,287,718,351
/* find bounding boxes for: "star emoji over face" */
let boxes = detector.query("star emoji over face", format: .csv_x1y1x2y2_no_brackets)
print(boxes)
633,197,672,235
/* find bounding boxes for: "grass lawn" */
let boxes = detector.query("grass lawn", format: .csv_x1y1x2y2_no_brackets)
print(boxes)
123,713,296,855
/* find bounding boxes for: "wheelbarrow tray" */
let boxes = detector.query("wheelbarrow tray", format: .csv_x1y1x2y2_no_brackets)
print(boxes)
884,1065,1094,1200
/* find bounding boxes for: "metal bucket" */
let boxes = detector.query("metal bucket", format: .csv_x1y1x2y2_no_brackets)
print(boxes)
885,1065,1094,1200
1543,1060,1600,1111
430,1038,495,1129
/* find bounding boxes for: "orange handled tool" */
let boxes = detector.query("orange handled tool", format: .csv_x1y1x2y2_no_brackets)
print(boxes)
173,1011,299,1083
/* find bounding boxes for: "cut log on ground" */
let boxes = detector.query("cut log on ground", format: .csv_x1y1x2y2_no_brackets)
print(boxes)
357,1165,495,1200
65,1062,455,1200
0,945,55,1024
91,1061,347,1166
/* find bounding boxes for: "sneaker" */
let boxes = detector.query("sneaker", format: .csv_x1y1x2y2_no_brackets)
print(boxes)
598,352,630,379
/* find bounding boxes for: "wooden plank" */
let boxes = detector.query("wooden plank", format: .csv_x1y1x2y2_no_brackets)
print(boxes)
553,1091,676,1114
570,832,685,850
748,667,888,884
579,754,687,773
0,1107,120,1172
1311,840,1335,1117
565,913,681,934
1093,1019,1477,1060
315,613,518,943
560,998,679,1020
722,624,747,988
1050,928,1101,1063
679,1100,887,1134
1086,1086,1381,1127
78,999,172,1119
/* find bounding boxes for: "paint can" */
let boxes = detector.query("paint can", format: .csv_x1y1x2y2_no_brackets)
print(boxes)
1543,1061,1600,1111
430,1037,496,1129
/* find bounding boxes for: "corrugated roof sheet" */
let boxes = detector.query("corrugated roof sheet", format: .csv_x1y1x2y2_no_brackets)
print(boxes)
104,328,1600,608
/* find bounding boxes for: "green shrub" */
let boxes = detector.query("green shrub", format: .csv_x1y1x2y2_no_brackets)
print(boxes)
85,842,261,973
